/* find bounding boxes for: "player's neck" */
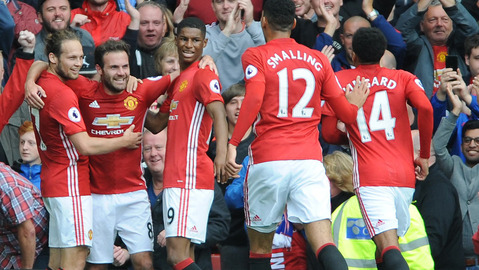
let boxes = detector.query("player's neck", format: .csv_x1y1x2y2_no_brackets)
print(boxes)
264,30,291,42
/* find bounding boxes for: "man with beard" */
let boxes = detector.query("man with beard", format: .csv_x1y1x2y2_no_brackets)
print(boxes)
28,30,142,270
35,0,96,75
26,39,174,270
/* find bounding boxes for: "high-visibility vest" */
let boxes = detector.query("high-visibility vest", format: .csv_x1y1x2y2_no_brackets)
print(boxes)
331,196,434,270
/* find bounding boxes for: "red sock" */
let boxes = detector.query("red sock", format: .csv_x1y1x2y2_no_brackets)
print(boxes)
173,258,194,270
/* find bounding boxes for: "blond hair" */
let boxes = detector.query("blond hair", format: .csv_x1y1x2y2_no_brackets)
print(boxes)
323,151,354,193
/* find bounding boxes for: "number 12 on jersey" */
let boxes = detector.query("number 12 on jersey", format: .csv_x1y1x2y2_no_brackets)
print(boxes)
357,90,396,143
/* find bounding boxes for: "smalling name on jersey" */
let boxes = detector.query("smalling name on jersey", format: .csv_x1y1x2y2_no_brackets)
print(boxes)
267,50,323,71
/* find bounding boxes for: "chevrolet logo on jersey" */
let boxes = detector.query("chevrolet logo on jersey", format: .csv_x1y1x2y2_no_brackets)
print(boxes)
93,114,134,128
346,218,370,240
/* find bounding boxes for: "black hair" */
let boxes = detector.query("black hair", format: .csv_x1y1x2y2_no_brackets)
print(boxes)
94,40,130,68
465,34,479,56
352,27,386,64
45,29,80,58
177,17,206,39
263,0,295,32
462,120,479,138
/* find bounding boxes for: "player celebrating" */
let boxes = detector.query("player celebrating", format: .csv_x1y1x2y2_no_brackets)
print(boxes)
322,28,433,270
147,17,228,270
225,0,369,269
29,30,142,270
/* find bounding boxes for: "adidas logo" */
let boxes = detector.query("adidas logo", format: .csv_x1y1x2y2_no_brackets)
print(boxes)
190,226,198,233
252,215,261,222
376,219,385,227
89,100,100,108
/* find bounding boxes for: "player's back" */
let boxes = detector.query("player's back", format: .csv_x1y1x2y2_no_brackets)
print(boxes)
242,38,344,163
335,65,425,188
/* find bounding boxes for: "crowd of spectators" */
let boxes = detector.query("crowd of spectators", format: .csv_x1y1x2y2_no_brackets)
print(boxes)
3,0,479,269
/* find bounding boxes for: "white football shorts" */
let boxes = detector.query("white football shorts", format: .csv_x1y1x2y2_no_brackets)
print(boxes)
245,160,331,233
356,186,414,238
163,188,214,244
87,190,153,264
44,196,93,248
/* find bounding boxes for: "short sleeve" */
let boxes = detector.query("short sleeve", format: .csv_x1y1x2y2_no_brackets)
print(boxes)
193,69,224,106
49,90,87,136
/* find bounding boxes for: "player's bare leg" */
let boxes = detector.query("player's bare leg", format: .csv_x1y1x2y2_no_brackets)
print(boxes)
303,220,348,270
130,251,153,270
60,246,89,270
166,237,200,270
372,229,409,270
247,228,275,270
48,247,61,269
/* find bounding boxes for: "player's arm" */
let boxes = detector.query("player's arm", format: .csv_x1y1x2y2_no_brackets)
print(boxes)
0,31,35,133
17,219,36,268
145,111,169,134
321,115,349,145
145,93,171,134
407,82,434,180
226,79,264,178
68,125,142,155
207,101,228,184
24,60,48,109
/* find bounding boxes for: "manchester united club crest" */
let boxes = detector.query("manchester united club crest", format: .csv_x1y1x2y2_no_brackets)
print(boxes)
124,96,138,111
88,229,93,240
179,80,188,92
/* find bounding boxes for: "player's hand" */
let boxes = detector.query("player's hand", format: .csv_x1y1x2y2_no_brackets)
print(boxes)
214,153,228,184
225,144,242,179
414,157,429,181
446,82,463,116
199,55,219,76
346,76,369,108
122,125,142,149
321,45,335,63
157,230,167,247
18,30,35,53
25,80,46,109
126,75,142,93
113,245,130,266
71,14,91,27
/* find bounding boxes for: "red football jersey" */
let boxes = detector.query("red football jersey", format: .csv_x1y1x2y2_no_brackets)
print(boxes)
160,63,223,190
230,38,359,164
32,71,90,197
66,75,170,194
334,65,433,188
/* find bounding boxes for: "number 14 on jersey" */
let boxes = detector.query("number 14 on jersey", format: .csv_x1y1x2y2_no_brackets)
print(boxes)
357,91,396,143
